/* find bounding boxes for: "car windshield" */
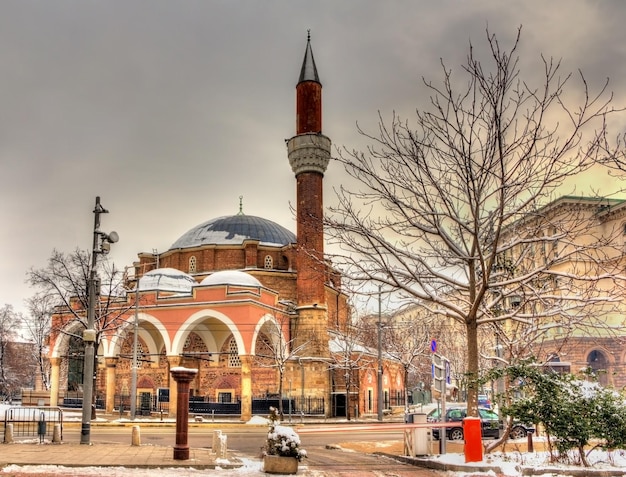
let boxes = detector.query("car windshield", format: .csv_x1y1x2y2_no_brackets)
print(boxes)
427,409,441,420
478,408,499,420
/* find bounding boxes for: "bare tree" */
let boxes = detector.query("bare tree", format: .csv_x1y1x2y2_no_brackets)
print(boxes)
328,325,375,421
27,248,132,399
360,305,438,410
24,295,53,390
326,27,626,416
254,314,309,418
0,305,20,399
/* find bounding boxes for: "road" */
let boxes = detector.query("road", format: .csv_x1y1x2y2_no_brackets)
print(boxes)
64,424,409,454
59,424,446,476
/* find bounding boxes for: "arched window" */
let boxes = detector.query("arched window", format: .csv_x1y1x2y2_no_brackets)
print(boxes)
67,335,84,392
264,255,273,269
189,256,197,273
587,349,609,386
228,338,241,367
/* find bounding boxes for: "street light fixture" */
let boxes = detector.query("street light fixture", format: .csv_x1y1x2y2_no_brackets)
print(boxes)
80,196,118,445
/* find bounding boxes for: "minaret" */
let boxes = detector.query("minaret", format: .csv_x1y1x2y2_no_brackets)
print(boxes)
287,32,331,356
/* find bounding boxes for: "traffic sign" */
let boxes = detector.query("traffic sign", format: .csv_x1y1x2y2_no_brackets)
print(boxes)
430,340,437,353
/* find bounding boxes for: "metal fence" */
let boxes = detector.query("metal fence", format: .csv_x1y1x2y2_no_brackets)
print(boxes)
3,406,63,442
62,394,326,418
253,396,326,416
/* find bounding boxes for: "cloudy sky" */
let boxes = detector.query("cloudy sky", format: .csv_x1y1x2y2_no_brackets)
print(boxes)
2,0,626,315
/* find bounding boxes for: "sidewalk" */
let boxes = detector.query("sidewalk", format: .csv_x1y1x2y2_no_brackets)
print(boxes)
0,441,243,470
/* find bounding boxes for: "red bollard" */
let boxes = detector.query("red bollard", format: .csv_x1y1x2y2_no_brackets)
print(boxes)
463,417,483,463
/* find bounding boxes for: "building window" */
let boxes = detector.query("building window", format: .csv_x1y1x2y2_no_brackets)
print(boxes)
228,338,241,367
587,349,609,386
136,342,145,369
264,255,273,269
218,392,232,403
189,256,197,273
67,335,84,392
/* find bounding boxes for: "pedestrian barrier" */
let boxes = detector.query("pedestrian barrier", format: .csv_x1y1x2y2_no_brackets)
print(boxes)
3,406,63,443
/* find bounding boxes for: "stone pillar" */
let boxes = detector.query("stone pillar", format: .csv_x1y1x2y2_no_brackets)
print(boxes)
167,356,181,418
240,355,252,422
170,367,198,460
49,358,61,407
104,357,118,414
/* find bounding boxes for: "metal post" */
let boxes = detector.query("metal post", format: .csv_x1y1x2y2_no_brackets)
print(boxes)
377,286,383,422
288,380,292,424
130,290,139,420
80,196,117,445
80,197,103,445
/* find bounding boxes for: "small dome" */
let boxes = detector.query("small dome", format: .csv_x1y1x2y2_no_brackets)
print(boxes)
170,215,296,250
138,268,196,293
200,270,262,288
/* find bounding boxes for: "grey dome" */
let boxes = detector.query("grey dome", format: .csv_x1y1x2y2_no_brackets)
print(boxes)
170,215,296,250
200,270,262,287
138,268,195,293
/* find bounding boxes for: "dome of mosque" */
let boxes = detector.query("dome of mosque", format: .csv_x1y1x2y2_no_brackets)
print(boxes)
138,268,196,293
200,270,262,288
169,214,296,250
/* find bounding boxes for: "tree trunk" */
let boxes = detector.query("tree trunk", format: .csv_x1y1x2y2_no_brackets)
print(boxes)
466,317,479,417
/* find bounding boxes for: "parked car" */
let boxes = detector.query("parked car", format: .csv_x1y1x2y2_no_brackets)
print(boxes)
428,407,502,441
507,421,535,440
478,394,492,409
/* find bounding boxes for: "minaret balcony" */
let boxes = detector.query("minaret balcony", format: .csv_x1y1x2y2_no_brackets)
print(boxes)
287,133,331,176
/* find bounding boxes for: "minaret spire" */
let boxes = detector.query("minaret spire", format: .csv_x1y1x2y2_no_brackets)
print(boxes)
287,32,332,357
298,30,320,84
295,30,323,135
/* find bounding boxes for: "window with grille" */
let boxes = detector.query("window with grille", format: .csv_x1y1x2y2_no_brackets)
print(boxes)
264,255,273,269
218,392,232,403
228,338,241,367
136,342,145,368
189,256,197,273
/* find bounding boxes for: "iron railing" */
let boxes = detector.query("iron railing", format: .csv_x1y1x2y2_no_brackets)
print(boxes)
3,406,63,442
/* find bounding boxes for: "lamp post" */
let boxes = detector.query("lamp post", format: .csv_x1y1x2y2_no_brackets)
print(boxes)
377,285,383,422
80,196,118,445
129,288,139,420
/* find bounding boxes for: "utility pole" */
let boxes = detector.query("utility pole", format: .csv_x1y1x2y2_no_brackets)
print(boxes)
130,290,139,420
80,196,118,445
377,285,383,422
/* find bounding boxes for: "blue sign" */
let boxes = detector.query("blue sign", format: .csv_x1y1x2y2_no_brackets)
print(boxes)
430,340,437,353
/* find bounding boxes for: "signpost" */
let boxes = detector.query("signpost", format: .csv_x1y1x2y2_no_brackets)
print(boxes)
432,352,450,454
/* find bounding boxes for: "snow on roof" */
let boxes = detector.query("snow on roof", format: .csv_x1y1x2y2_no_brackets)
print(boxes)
169,215,296,250
200,270,262,288
138,267,195,293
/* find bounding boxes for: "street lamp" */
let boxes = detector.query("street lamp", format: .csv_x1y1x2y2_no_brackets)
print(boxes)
377,285,383,422
81,196,118,445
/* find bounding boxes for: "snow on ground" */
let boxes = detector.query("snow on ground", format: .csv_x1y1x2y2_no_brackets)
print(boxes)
3,451,626,476
4,404,626,476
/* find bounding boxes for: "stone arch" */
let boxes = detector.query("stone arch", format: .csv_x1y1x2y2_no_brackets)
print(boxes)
105,313,171,361
137,375,155,389
171,309,246,356
51,321,97,358
251,314,286,356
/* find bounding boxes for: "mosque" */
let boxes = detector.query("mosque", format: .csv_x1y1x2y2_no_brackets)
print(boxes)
46,35,406,420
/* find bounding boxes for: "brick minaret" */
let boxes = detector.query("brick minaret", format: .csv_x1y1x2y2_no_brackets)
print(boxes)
287,31,331,357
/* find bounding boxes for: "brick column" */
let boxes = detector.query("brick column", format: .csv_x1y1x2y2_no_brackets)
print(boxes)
49,357,61,407
104,357,118,414
240,355,252,421
167,356,182,417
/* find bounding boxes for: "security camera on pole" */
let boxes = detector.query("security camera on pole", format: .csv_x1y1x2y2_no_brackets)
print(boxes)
80,196,118,445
